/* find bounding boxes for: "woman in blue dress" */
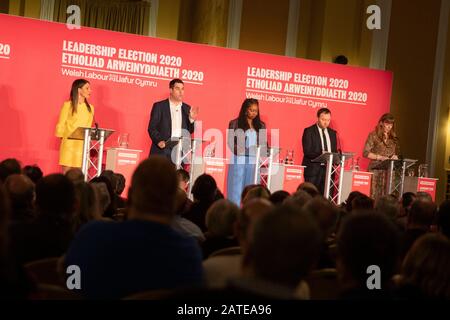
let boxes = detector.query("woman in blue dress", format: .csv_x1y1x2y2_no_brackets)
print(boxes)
226,98,266,206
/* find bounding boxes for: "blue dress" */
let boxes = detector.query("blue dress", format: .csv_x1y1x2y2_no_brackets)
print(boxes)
227,129,259,206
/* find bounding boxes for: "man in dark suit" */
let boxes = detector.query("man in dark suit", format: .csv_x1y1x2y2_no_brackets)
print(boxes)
301,108,337,195
148,79,198,162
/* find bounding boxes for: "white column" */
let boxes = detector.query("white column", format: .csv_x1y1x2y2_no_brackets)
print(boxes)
40,0,55,21
226,0,243,48
285,0,300,57
369,0,392,70
146,0,158,37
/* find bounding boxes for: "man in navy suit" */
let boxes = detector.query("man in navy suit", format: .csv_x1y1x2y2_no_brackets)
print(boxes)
148,79,198,162
301,108,338,195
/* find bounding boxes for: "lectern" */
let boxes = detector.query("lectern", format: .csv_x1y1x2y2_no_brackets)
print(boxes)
372,158,417,197
312,152,354,204
69,126,115,181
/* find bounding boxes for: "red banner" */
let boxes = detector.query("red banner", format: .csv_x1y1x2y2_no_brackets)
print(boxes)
417,177,438,201
351,171,373,196
0,14,392,180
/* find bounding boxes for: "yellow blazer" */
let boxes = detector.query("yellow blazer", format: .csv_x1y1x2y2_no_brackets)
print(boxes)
55,101,94,167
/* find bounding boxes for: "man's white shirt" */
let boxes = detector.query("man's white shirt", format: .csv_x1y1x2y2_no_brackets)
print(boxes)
317,124,331,153
169,100,182,138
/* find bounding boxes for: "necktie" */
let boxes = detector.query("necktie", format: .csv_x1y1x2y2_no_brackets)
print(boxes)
321,128,328,152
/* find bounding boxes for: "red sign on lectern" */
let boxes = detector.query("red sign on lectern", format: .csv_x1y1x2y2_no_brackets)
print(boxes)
283,165,305,194
203,157,227,193
417,177,438,201
105,148,142,197
351,171,373,196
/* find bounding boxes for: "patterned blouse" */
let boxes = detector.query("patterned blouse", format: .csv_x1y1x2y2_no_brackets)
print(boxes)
363,131,400,170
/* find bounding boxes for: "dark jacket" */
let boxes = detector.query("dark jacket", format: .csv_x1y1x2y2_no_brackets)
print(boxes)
148,99,195,156
301,124,337,177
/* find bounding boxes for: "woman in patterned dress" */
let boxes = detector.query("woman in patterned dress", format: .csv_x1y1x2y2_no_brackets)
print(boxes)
363,113,400,199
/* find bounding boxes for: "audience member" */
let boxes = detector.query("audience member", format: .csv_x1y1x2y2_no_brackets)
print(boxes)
269,190,290,205
399,233,450,299
9,174,76,264
401,200,437,259
337,212,400,299
296,182,320,198
0,158,21,184
184,174,218,232
64,156,203,299
4,174,35,224
172,188,204,242
22,165,43,184
176,169,190,193
202,199,239,259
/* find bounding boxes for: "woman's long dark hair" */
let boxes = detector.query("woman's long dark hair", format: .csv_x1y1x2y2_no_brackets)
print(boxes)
70,79,92,115
237,98,263,131
375,113,397,141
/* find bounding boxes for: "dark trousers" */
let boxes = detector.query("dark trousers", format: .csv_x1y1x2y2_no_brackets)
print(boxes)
305,166,326,196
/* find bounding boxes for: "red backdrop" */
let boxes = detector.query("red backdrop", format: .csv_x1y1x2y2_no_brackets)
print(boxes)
0,14,392,177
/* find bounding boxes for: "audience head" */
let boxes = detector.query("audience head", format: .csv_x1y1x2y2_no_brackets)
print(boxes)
100,170,118,191
176,169,190,192
283,189,312,209
375,195,400,220
402,233,450,299
269,190,290,205
240,184,259,205
205,199,239,237
191,174,217,203
242,185,270,205
304,197,338,239
4,174,35,219
90,176,116,218
337,212,399,289
344,191,365,212
22,165,43,184
65,168,84,184
90,182,111,214
351,194,374,211
114,173,126,195
35,173,75,222
128,156,177,217
401,192,416,215
246,204,322,288
238,198,273,249
407,200,437,230
296,182,320,198
73,181,101,231
0,158,21,183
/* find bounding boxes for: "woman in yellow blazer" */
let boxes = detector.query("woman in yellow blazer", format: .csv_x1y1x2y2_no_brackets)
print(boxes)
55,79,94,173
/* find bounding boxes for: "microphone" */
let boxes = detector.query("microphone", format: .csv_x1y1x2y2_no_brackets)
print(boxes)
337,132,342,155
94,122,99,140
